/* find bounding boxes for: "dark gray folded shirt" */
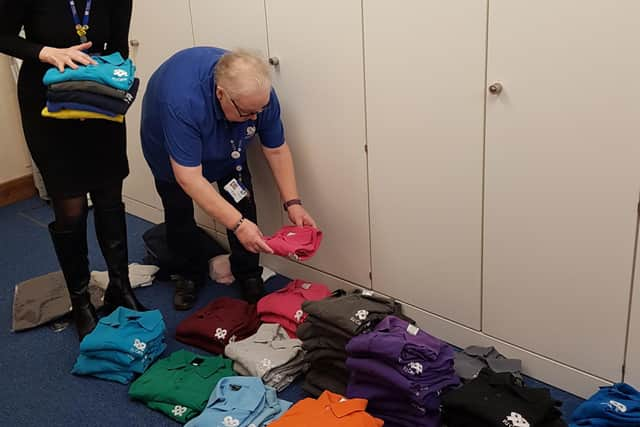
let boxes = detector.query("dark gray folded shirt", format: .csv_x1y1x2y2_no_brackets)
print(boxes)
301,289,413,336
454,345,523,383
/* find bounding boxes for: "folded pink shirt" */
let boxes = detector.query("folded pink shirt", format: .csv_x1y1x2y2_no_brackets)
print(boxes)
263,226,322,261
257,279,331,337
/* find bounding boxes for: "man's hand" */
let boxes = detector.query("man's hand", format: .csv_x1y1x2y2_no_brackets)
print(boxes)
235,219,275,254
287,205,317,228
39,42,97,72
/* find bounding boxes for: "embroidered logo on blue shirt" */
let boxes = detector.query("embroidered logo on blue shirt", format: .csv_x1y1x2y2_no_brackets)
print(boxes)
602,400,627,413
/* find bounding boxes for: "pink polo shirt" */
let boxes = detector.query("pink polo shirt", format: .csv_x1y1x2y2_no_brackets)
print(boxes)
263,226,323,261
257,279,331,337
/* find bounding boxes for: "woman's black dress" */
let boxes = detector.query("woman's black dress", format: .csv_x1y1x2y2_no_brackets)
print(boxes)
0,0,132,197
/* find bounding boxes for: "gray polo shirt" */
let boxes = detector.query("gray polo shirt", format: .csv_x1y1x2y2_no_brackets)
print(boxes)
224,323,304,391
301,289,412,336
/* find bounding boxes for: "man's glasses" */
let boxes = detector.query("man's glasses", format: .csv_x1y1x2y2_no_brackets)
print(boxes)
222,88,267,117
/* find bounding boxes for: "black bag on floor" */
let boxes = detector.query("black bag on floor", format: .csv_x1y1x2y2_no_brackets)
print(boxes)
142,223,227,281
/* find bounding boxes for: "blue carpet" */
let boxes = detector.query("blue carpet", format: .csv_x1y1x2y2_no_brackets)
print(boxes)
0,197,583,426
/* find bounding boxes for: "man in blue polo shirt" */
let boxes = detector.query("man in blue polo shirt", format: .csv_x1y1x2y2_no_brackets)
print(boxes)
141,47,316,310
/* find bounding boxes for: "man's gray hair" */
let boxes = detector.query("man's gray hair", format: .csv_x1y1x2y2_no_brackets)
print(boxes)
214,49,272,96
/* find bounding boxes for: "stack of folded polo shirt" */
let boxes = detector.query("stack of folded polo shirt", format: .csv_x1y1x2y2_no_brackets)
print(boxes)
184,376,291,427
297,289,414,397
71,307,166,384
42,52,139,123
176,297,260,354
345,316,460,427
224,323,306,392
129,349,235,424
569,383,640,427
257,279,331,337
442,368,567,427
263,226,323,261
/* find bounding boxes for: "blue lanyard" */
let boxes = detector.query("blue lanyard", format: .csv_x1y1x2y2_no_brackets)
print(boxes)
68,0,93,43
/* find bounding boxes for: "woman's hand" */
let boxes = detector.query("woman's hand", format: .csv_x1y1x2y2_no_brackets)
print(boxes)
38,42,96,72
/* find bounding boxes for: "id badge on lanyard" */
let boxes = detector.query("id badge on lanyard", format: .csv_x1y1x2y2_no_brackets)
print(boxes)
224,132,249,203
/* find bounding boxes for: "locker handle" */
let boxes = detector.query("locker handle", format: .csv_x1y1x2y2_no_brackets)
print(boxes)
489,82,503,95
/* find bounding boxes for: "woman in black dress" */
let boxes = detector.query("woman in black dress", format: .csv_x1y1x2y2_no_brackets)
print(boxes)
0,0,147,340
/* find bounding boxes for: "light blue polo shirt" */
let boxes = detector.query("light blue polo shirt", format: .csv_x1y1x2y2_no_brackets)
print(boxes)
184,376,291,427
43,52,135,91
140,47,285,183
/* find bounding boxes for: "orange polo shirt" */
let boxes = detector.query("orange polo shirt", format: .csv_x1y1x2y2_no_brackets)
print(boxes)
269,390,384,426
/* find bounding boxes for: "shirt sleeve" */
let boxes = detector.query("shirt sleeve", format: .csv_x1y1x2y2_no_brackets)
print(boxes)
162,104,203,168
256,87,285,148
108,0,133,59
0,0,45,61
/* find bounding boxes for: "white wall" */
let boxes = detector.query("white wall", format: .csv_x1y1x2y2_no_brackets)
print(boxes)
0,55,31,184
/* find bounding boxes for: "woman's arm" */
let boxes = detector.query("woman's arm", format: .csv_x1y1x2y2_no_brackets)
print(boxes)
0,0,44,61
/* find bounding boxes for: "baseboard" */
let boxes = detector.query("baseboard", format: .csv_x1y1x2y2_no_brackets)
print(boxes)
0,174,37,207
122,196,164,224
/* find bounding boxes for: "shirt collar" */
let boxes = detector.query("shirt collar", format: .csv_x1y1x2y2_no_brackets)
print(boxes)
166,349,231,379
99,307,163,332
317,391,368,418
207,377,266,411
252,324,302,350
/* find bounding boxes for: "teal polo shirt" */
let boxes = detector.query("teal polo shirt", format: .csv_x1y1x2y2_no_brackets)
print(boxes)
43,52,135,91
72,307,166,383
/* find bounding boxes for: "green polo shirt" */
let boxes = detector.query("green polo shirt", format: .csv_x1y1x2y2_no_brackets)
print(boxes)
128,349,234,423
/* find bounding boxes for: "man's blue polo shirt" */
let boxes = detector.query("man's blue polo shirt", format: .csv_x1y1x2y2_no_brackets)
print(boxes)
140,47,285,183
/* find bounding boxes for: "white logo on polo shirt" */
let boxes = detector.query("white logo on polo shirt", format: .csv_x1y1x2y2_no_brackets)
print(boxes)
246,126,256,137
223,416,240,427
294,309,304,323
403,362,424,376
113,69,128,78
503,412,530,427
257,358,273,375
171,405,188,417
605,400,627,413
350,309,369,325
355,309,368,321
132,338,147,353
214,328,228,340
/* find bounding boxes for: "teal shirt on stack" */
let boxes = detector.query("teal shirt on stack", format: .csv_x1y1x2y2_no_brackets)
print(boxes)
71,307,166,384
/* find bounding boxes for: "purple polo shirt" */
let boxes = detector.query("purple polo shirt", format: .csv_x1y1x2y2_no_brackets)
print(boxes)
346,357,459,393
346,316,451,364
346,367,459,411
